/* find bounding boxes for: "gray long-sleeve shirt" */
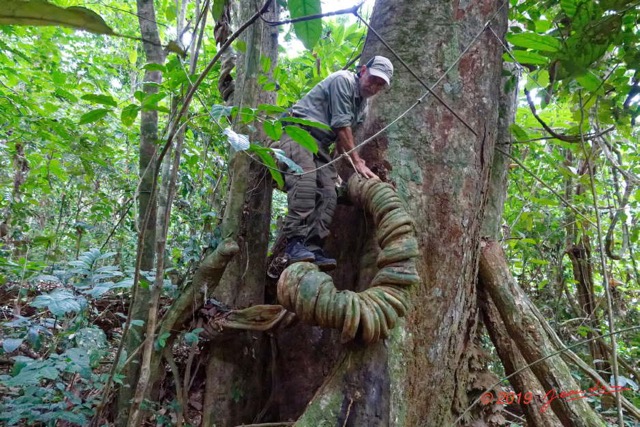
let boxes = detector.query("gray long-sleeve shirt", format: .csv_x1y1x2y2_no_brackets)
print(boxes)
290,70,366,145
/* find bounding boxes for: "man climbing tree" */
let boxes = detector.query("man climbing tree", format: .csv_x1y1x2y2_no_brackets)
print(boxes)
280,56,394,270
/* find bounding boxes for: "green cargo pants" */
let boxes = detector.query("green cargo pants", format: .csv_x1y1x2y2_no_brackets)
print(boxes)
276,133,337,252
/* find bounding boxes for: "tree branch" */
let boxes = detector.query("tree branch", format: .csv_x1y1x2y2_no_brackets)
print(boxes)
524,89,614,143
496,146,595,227
260,3,362,26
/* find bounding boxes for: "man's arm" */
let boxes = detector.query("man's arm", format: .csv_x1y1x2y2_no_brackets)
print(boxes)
334,126,378,179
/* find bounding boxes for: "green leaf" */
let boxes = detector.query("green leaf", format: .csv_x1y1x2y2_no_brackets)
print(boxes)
0,0,114,35
234,39,247,53
263,120,283,141
81,93,117,107
79,108,111,125
142,93,167,111
263,82,277,91
129,49,138,65
535,19,552,33
284,125,318,154
575,72,603,93
165,3,177,21
166,41,186,56
561,0,578,17
51,70,66,85
212,0,227,21
507,33,562,52
2,338,23,353
233,106,257,123
281,116,331,130
273,148,303,174
184,331,200,346
509,123,530,142
52,412,87,425
143,63,166,73
31,289,85,316
155,332,171,350
121,104,140,126
250,144,284,188
503,50,548,66
288,0,322,50
54,88,78,103
258,104,286,114
602,0,637,10
260,55,272,74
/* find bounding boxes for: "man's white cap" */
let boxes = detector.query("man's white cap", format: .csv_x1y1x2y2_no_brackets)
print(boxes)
366,56,394,85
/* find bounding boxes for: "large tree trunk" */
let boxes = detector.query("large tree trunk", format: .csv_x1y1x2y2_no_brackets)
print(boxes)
566,239,611,380
477,59,564,426
201,1,278,425
479,240,606,426
480,293,564,426
287,0,507,424
116,0,164,424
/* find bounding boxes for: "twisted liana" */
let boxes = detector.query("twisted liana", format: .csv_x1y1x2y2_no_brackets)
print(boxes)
276,176,420,343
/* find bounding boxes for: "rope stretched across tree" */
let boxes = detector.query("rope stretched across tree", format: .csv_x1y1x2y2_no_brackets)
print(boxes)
210,175,421,343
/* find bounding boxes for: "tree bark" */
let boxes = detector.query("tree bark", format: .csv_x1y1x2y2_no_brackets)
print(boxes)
476,53,564,427
201,1,278,425
290,0,507,424
480,290,563,426
479,240,606,426
566,239,610,380
116,0,164,424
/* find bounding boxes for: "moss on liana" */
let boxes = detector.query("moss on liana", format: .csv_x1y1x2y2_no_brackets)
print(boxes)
213,176,421,344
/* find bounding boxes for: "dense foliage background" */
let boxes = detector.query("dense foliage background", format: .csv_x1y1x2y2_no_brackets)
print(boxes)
0,0,638,425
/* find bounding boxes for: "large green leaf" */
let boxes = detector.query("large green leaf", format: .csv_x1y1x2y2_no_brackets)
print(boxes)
281,116,331,130
272,148,303,174
288,0,322,50
121,104,140,126
250,144,284,188
263,120,283,141
2,338,24,353
284,125,318,153
503,50,549,65
0,0,114,35
509,124,530,142
258,104,287,115
81,94,117,108
31,290,85,316
79,108,111,125
212,0,228,21
576,72,603,93
561,0,578,17
507,33,562,52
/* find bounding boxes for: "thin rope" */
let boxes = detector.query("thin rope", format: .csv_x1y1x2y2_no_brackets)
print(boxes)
293,1,508,177
355,11,478,137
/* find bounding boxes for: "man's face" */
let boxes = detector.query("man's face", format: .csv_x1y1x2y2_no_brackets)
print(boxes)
359,67,388,98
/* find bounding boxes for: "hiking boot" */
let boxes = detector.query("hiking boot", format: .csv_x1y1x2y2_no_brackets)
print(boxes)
285,239,315,264
312,249,337,272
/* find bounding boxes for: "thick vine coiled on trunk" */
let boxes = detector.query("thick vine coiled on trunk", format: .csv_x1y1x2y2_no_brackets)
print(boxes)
277,176,420,344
